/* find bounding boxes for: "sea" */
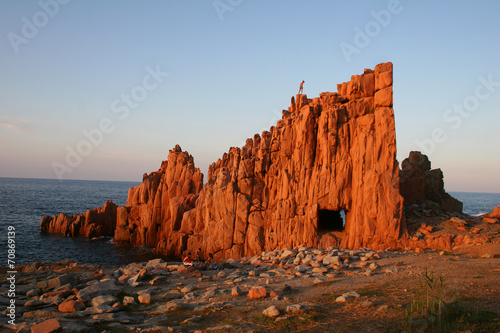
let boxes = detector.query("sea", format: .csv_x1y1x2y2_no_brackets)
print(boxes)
0,177,164,267
0,177,499,267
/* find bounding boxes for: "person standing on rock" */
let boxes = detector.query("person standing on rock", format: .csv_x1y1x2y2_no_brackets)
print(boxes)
298,80,305,94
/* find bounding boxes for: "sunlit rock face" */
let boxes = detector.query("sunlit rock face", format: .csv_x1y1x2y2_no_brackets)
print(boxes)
42,62,409,259
41,200,117,238
114,145,204,252
159,62,404,258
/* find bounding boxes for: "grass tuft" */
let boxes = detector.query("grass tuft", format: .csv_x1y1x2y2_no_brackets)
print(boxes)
400,269,500,333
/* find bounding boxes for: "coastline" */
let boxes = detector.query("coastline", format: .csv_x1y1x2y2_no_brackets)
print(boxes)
2,186,499,331
2,236,499,332
1,186,498,267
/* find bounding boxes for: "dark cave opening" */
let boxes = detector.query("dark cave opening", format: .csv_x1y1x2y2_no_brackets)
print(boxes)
318,209,346,232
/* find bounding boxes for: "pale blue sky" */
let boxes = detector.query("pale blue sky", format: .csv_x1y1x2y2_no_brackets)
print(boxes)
1,1,499,192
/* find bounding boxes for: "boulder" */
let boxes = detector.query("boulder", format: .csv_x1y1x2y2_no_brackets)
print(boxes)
40,201,118,238
24,300,45,308
449,217,467,226
58,300,86,313
262,305,280,317
30,318,61,333
177,266,195,275
37,273,74,292
335,295,348,302
322,256,340,266
123,296,136,306
87,304,118,314
286,304,307,314
313,278,326,284
280,249,296,259
127,272,143,287
343,291,360,298
484,217,498,224
231,286,242,297
248,286,267,299
146,258,167,270
312,267,328,274
76,280,120,302
91,295,117,307
400,151,463,212
484,206,500,218
180,285,194,294
138,293,151,304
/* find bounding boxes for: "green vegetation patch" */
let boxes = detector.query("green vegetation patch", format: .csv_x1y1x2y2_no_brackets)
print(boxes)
398,269,500,333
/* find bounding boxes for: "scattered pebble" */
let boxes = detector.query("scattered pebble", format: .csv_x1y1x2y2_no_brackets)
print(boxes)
262,305,280,317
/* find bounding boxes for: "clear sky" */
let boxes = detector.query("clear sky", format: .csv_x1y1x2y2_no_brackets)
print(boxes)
1,0,499,193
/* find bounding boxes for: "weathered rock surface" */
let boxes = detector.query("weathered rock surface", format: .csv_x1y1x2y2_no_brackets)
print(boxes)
58,300,86,313
30,318,61,333
191,62,404,256
248,286,267,299
41,62,409,258
115,145,204,253
484,206,500,219
40,200,117,238
76,279,120,301
399,151,463,212
263,305,280,317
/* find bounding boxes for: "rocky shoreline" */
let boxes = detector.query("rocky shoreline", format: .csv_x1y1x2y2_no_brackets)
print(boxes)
2,216,500,333
4,246,380,332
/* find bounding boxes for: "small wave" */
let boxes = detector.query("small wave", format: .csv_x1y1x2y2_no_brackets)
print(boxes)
90,236,113,241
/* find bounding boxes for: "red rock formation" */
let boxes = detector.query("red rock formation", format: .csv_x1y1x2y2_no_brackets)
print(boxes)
399,151,463,212
181,62,405,259
484,206,500,218
407,233,491,251
40,200,117,238
41,62,408,258
114,145,203,254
